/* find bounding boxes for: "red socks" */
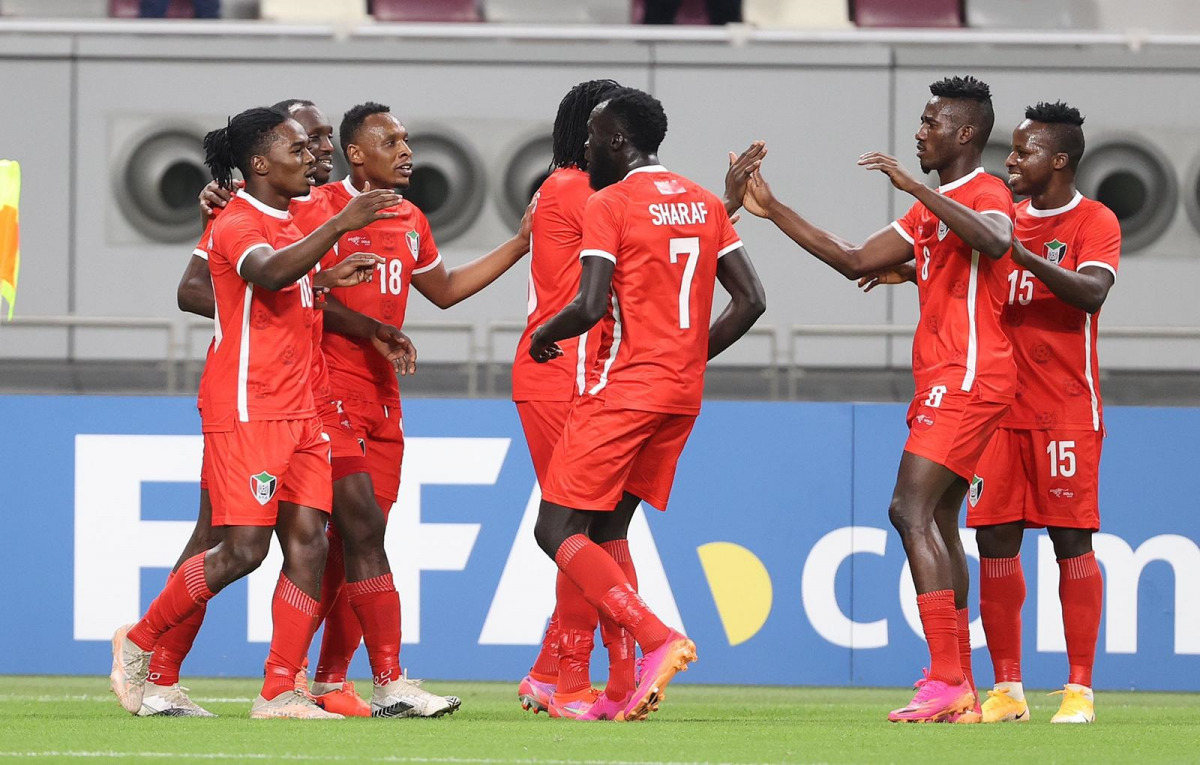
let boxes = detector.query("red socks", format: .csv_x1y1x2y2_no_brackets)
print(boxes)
1059,551,1102,687
528,609,560,684
555,535,671,653
554,571,597,695
148,570,207,687
956,607,975,697
313,527,362,685
979,555,1025,683
916,589,963,685
598,540,637,701
261,574,320,700
128,553,213,652
345,573,402,687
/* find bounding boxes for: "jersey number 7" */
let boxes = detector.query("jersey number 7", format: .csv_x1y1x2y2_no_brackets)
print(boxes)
669,237,700,330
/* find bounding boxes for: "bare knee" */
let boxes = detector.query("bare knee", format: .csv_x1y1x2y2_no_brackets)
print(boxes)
221,537,271,580
888,497,917,537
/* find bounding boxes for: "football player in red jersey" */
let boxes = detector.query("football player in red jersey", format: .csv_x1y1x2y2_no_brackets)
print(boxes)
528,88,766,721
515,80,766,717
110,106,401,720
743,76,1018,722
858,102,1119,725
300,101,531,713
152,100,415,719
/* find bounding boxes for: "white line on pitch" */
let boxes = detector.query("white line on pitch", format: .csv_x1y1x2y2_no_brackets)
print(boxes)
0,753,777,765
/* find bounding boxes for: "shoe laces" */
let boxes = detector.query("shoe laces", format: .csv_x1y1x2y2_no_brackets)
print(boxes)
908,669,945,704
289,689,321,708
986,687,1015,702
159,684,194,707
122,645,149,684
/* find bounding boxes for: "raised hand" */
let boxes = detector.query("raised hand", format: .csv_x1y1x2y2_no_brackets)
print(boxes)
517,196,535,245
858,152,922,195
857,263,917,292
316,253,384,289
335,183,402,231
743,169,776,219
724,140,767,215
371,323,417,376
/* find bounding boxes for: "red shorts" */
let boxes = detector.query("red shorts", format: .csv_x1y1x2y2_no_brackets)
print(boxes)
199,445,210,491
515,399,573,486
904,385,1010,480
541,394,696,512
968,427,1102,531
339,397,404,505
319,399,369,482
204,416,332,527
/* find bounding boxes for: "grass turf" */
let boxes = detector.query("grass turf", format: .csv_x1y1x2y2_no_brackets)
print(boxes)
0,677,1195,764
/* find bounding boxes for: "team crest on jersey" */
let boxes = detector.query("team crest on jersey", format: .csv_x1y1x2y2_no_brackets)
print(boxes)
968,476,984,507
936,220,949,241
250,471,278,506
1044,239,1067,264
406,230,420,259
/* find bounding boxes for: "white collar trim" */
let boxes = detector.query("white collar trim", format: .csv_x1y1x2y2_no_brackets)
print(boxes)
236,189,290,219
1027,191,1084,218
625,164,667,180
937,167,986,194
341,176,361,198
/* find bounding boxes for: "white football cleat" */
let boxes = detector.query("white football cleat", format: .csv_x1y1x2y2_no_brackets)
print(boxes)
371,678,460,718
138,683,217,717
110,624,152,715
250,690,344,720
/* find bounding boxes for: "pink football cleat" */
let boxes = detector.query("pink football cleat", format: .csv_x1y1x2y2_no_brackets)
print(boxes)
517,674,555,715
623,630,697,721
888,669,976,723
547,688,600,719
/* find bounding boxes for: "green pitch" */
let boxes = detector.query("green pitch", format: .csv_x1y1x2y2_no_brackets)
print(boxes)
0,676,1195,764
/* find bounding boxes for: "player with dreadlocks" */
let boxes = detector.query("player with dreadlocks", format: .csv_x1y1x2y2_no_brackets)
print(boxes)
110,106,399,720
515,81,765,721
743,75,1018,722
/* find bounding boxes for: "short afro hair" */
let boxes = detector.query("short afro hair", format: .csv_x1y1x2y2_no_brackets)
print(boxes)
929,75,995,146
271,98,315,116
1025,100,1086,170
603,88,668,155
340,101,391,155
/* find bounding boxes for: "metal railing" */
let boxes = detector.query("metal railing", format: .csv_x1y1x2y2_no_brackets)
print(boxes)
4,315,1198,398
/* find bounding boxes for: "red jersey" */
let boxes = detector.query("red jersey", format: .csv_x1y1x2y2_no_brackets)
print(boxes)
1001,193,1120,430
892,168,1017,403
318,178,441,407
578,165,742,415
201,190,317,428
289,187,342,407
192,218,216,413
513,166,613,402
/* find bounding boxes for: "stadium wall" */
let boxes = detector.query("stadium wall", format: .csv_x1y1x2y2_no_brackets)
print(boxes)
1,394,1196,691
0,25,1198,370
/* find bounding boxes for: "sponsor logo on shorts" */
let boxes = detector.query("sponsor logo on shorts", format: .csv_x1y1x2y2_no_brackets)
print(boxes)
1049,484,1076,501
406,230,420,260
250,471,278,505
937,220,949,241
969,476,984,507
912,410,937,431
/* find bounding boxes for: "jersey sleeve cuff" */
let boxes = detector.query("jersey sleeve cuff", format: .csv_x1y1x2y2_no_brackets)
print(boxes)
580,249,616,263
890,221,915,245
980,209,1015,232
235,243,270,277
717,240,744,258
1077,260,1117,280
192,248,209,261
411,253,442,275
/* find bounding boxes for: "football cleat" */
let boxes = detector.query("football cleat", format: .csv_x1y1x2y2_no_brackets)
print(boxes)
547,688,601,720
293,657,310,697
623,631,697,721
887,670,976,723
313,681,371,718
950,697,983,724
372,678,459,718
517,674,555,715
250,690,343,719
110,624,153,715
981,684,1031,723
138,683,217,717
1050,684,1095,724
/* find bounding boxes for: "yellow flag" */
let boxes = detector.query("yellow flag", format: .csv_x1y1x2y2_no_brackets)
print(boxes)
0,161,19,321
